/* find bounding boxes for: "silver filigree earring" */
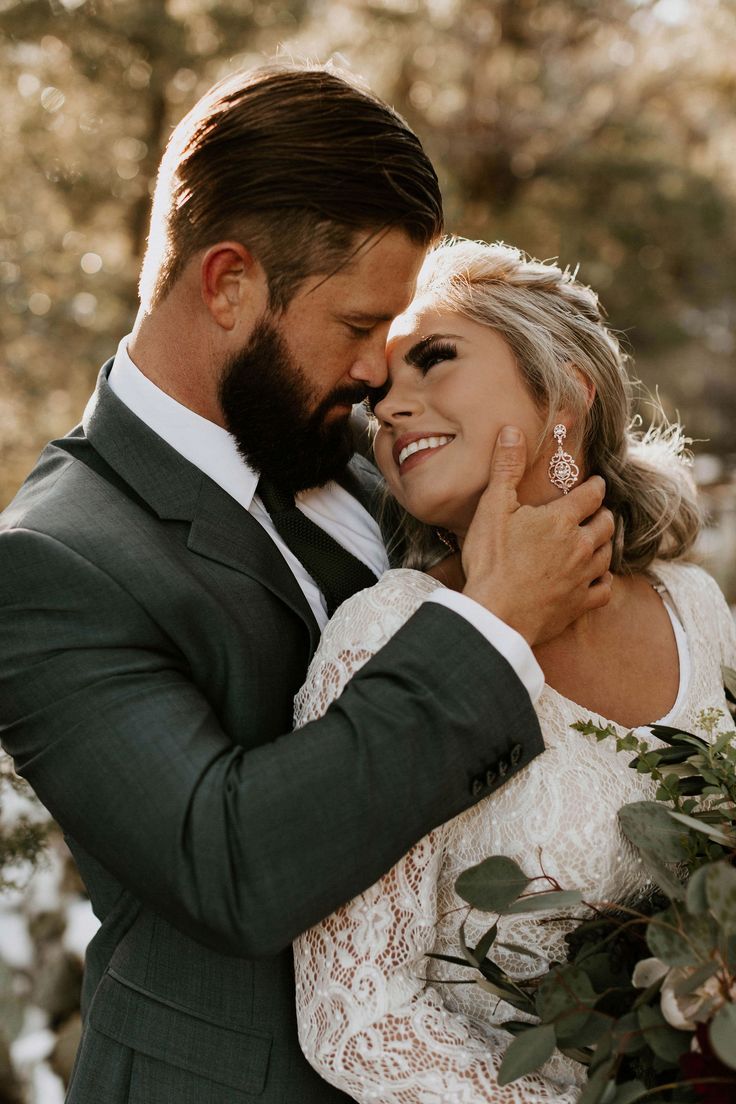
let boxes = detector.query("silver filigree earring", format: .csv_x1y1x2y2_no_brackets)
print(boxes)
548,424,579,494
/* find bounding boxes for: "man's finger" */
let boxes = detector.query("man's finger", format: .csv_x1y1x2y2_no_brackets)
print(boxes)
582,571,614,612
557,475,606,524
588,542,613,583
481,426,527,513
582,507,615,552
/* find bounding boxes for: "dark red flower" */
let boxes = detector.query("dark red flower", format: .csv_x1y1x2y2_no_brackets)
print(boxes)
679,1024,736,1104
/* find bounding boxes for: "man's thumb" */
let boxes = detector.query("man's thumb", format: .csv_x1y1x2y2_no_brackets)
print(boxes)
488,425,527,498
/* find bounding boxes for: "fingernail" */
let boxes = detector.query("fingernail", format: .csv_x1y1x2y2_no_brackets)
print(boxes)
500,426,521,445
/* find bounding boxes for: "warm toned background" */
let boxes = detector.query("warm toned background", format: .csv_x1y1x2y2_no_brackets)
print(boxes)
1,1,735,1101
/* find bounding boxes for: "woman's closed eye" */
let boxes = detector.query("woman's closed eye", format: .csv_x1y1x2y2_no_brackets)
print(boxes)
409,337,458,374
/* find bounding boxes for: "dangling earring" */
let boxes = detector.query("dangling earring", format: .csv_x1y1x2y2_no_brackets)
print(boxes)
548,424,579,494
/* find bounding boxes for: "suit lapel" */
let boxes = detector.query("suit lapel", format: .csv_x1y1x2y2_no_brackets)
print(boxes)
82,363,320,648
187,479,321,650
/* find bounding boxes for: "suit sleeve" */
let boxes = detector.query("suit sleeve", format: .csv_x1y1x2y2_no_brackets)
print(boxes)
0,527,543,958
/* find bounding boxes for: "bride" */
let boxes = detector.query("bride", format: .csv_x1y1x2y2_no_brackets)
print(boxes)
291,239,736,1102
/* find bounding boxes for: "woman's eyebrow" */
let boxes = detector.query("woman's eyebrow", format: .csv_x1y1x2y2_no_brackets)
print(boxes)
405,333,465,366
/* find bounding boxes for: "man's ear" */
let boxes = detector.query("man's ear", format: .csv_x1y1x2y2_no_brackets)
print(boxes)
200,242,268,331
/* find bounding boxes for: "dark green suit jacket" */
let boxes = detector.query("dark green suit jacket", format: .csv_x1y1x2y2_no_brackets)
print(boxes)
0,363,543,1103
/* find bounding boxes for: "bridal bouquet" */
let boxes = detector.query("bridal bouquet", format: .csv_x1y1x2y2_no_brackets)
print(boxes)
440,668,736,1104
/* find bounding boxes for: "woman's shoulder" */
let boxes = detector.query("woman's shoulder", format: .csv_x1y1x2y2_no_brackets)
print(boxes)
650,559,735,654
318,569,444,654
649,559,726,608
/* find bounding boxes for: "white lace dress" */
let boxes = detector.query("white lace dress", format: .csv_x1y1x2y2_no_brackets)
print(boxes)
293,561,736,1104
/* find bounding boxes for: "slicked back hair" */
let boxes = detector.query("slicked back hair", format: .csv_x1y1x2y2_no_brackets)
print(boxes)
139,64,444,310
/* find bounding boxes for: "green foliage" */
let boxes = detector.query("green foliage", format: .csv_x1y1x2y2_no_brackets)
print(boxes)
455,854,531,912
451,682,736,1098
0,752,50,891
1,0,736,512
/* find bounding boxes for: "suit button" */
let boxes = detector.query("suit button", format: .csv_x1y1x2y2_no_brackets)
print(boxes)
510,743,522,766
498,757,510,778
470,776,485,798
485,766,497,787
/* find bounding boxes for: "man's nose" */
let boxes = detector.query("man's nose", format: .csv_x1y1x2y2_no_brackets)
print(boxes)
348,333,393,390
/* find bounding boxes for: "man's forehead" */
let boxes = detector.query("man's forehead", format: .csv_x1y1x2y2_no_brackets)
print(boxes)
386,300,440,350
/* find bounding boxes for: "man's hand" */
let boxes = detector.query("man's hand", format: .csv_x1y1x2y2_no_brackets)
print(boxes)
461,425,614,645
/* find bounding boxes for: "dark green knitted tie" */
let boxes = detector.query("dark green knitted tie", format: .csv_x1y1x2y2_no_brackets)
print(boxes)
257,476,378,616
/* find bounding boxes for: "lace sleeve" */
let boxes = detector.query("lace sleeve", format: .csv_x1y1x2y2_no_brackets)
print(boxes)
293,572,578,1103
713,576,736,670
293,569,443,727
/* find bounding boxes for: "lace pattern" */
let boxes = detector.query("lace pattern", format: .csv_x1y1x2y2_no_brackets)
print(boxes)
293,564,736,1103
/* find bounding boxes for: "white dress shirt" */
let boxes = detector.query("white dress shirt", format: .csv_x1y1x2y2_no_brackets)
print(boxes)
106,336,544,703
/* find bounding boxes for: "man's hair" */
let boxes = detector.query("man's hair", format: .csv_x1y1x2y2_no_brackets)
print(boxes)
139,63,443,310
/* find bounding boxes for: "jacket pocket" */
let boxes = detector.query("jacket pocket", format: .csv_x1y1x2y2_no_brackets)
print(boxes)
88,970,272,1095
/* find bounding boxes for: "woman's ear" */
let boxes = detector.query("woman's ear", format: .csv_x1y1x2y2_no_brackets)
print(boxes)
200,242,268,331
554,367,596,441
573,366,596,412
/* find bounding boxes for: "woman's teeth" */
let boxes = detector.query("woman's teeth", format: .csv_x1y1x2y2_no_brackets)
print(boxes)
398,436,454,466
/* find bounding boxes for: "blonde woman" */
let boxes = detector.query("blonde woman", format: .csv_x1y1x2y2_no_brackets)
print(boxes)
292,240,736,1103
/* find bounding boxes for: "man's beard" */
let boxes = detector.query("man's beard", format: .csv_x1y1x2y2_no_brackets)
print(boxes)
218,317,365,493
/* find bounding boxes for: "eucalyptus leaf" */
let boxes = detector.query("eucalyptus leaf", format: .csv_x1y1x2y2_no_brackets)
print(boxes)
649,724,705,746
618,802,689,861
672,959,719,996
609,1081,648,1104
426,952,476,970
668,810,734,847
474,922,498,963
578,1058,616,1104
455,855,530,912
475,977,528,1005
504,890,582,915
558,1010,610,1047
705,861,736,934
637,1004,690,1062
536,965,597,1039
686,864,710,915
646,905,719,966
611,1011,645,1055
497,1024,556,1086
495,941,547,959
638,848,686,900
708,1001,736,1071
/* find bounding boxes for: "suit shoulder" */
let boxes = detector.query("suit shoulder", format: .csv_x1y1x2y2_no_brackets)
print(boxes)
1,435,151,551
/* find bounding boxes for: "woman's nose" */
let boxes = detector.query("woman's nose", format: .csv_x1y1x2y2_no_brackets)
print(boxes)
372,377,423,423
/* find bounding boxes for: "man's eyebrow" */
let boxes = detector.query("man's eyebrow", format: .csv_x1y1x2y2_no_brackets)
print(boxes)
405,333,465,366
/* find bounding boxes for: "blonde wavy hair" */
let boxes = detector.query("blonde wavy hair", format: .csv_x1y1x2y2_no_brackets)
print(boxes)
381,238,701,575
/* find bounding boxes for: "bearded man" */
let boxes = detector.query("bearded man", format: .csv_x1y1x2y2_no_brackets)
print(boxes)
0,65,612,1103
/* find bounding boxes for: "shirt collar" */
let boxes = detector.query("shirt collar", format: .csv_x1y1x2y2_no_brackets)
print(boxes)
106,334,259,511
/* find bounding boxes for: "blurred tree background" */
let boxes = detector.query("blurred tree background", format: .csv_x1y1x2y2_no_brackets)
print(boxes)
1,0,735,540
0,1,735,1097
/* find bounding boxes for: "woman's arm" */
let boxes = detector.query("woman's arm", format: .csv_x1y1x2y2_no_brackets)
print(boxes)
293,573,577,1103
293,831,578,1104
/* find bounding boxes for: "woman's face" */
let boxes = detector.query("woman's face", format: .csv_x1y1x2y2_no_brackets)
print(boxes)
373,304,554,539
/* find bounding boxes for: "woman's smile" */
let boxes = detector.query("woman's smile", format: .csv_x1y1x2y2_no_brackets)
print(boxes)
394,432,456,472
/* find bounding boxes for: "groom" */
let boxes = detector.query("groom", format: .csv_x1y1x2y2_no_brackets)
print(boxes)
0,66,613,1102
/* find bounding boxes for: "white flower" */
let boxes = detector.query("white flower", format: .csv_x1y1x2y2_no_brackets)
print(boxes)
632,956,734,1032
632,957,669,989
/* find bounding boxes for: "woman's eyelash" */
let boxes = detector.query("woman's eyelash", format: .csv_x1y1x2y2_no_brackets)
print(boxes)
413,340,457,372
